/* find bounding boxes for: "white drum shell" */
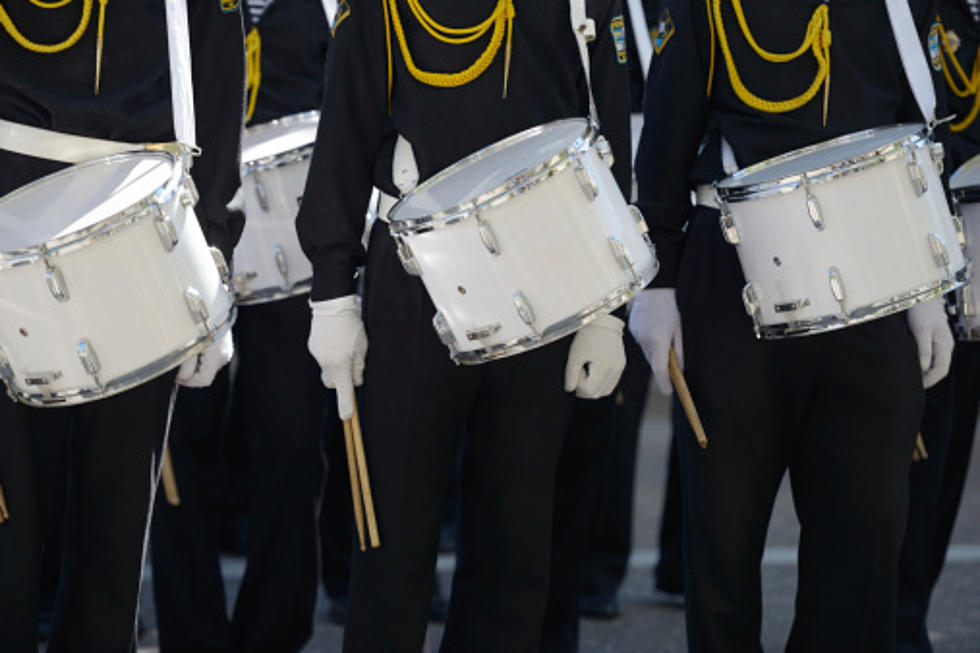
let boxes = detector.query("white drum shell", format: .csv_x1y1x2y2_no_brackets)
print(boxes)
0,152,235,405
390,120,658,363
717,127,966,338
235,112,317,304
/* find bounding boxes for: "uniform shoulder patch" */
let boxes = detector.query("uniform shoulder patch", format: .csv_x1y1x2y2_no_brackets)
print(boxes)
928,22,943,71
219,0,240,12
332,0,351,36
610,15,627,64
653,7,675,55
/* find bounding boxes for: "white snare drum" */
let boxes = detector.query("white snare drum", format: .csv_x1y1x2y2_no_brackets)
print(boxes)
388,118,658,364
950,155,980,340
235,110,318,304
0,150,235,406
714,124,967,339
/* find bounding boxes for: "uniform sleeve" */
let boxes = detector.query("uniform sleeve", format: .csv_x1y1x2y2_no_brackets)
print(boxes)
188,0,247,262
633,0,711,288
296,0,393,301
589,0,632,197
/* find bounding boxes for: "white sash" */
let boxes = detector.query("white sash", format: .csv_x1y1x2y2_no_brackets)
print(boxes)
625,0,653,79
569,0,600,127
884,0,937,126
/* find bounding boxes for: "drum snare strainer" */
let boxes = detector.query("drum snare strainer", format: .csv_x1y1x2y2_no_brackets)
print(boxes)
714,124,967,338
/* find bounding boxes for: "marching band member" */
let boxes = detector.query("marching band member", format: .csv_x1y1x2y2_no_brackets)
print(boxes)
149,1,332,650
0,1,244,650
631,0,952,650
897,2,980,650
296,1,631,649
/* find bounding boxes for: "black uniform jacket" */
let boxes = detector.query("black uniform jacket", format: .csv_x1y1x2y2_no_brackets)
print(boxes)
0,0,246,261
636,0,946,288
296,0,632,301
243,0,331,125
938,0,980,166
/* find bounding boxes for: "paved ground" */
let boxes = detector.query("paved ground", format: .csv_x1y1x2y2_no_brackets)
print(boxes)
135,393,980,652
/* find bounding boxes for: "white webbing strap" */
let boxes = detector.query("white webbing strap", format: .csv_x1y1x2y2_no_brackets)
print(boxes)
626,0,653,79
164,0,197,150
570,0,600,127
321,0,338,24
0,119,146,163
884,0,937,126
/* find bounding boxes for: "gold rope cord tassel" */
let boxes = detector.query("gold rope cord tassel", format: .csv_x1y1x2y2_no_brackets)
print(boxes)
94,0,107,93
912,433,928,462
161,445,181,507
0,480,10,524
382,0,515,109
709,0,831,121
937,22,980,132
244,27,262,123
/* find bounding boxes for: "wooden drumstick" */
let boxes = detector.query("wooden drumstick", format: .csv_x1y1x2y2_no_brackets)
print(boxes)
668,347,708,449
915,433,928,461
161,446,181,507
0,480,9,524
351,401,381,549
343,417,368,552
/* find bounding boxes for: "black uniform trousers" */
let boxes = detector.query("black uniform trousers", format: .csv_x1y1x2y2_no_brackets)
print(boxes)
150,295,326,653
580,332,652,604
655,410,685,596
676,207,925,652
0,371,176,653
896,341,980,653
343,224,575,653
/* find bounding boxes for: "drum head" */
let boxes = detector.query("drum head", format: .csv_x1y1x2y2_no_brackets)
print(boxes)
717,124,924,190
390,118,590,222
951,152,980,190
242,111,319,164
0,153,174,253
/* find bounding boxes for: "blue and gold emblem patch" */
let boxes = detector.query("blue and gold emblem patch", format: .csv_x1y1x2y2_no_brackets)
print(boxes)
332,0,351,35
653,7,675,55
220,0,240,13
610,15,627,64
928,22,943,71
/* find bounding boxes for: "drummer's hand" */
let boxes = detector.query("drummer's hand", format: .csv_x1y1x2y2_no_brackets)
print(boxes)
629,288,683,396
308,295,368,420
564,314,626,399
907,298,954,388
177,329,234,388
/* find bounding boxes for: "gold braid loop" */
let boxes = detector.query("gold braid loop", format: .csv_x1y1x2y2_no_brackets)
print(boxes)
245,27,262,124
711,0,831,119
0,0,93,52
382,0,515,111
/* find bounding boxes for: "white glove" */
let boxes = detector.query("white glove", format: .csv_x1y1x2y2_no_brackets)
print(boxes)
176,329,234,388
628,288,683,396
308,294,368,420
907,298,954,389
564,314,627,399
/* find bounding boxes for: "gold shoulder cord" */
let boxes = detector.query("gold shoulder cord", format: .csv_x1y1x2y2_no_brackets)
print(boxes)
937,20,980,132
0,0,109,93
381,0,515,112
707,0,831,124
245,27,261,124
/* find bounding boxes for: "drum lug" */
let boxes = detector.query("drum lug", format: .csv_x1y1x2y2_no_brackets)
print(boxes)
255,180,270,212
0,346,14,383
476,216,501,256
574,159,599,201
513,291,537,331
466,323,502,341
907,162,928,197
184,287,210,326
828,266,848,315
209,247,232,286
24,371,63,386
273,244,289,282
741,283,762,334
628,205,650,235
76,338,101,379
930,141,945,175
774,298,811,313
154,214,179,252
928,233,951,272
180,175,200,208
962,285,976,317
595,135,615,168
394,236,421,276
608,236,636,275
45,264,70,302
719,207,740,245
805,190,825,231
